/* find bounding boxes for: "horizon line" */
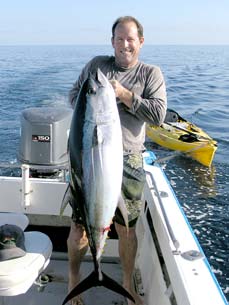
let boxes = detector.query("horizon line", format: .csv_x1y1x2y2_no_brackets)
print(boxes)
0,43,229,47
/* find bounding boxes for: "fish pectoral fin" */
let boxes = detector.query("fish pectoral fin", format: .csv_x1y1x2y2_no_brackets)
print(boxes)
60,184,71,216
62,270,135,305
118,195,129,233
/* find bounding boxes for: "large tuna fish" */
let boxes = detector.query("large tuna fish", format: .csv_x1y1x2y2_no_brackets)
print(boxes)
61,69,134,304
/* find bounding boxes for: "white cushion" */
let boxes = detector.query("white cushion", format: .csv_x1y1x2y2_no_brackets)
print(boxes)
0,231,52,296
0,213,29,230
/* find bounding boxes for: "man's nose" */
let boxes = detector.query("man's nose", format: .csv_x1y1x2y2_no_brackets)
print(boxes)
124,39,130,47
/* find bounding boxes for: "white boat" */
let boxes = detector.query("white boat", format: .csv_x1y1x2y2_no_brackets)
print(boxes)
0,107,227,305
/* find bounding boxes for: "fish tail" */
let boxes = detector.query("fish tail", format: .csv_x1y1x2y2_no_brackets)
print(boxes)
62,270,135,305
100,271,135,302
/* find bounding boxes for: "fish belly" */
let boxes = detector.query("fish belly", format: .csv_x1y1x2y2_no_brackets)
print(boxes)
82,123,122,259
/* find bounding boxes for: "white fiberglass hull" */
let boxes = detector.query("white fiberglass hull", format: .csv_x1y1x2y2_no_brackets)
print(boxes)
0,151,227,305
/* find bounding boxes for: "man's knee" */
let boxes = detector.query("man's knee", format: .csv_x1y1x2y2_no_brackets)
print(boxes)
115,222,136,239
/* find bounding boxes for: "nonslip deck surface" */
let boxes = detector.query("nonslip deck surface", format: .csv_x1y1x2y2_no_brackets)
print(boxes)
1,258,128,305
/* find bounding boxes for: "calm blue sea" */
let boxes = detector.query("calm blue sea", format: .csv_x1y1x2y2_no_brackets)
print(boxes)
0,45,228,299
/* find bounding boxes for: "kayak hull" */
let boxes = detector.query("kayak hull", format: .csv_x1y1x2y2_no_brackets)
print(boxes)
146,122,217,167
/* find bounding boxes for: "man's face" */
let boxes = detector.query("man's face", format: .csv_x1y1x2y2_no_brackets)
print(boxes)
112,21,144,69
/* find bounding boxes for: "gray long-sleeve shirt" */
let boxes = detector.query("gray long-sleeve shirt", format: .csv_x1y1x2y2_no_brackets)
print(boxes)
69,56,167,153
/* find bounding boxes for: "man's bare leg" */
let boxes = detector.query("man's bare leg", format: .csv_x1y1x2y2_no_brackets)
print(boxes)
67,221,88,305
115,222,143,305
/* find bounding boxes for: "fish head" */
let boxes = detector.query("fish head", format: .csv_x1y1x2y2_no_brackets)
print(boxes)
68,69,120,184
85,69,117,124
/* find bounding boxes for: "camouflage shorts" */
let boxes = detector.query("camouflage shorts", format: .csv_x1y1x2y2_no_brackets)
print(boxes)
71,153,146,228
114,153,146,227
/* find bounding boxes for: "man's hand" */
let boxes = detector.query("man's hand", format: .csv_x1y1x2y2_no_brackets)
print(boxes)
110,80,124,99
110,80,133,108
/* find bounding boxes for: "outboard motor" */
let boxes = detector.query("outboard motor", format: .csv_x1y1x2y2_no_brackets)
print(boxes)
18,107,72,177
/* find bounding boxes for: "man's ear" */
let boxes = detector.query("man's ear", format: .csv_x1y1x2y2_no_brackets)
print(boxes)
111,37,115,48
140,37,144,48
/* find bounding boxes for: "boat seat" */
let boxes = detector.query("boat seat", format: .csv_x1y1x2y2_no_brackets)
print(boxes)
0,213,52,296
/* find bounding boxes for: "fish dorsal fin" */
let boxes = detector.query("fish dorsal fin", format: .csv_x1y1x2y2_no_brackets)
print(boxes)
59,184,71,216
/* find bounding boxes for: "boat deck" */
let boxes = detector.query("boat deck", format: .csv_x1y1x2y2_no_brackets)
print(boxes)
8,259,125,305
0,240,141,305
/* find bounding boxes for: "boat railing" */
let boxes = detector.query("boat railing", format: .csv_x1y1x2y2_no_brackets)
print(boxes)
145,169,180,253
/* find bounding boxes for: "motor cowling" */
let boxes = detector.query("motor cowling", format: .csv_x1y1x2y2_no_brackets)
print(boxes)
19,107,72,174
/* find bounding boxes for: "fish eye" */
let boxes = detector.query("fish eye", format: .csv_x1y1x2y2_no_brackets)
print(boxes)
87,87,96,95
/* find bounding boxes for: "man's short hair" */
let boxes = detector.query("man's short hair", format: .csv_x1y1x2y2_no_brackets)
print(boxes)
112,16,144,39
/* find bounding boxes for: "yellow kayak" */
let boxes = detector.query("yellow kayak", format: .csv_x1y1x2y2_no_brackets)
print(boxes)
146,109,217,167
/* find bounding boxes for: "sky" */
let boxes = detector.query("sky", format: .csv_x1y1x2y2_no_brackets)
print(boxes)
0,0,229,45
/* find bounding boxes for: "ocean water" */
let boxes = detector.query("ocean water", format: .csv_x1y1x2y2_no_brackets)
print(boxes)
0,45,228,299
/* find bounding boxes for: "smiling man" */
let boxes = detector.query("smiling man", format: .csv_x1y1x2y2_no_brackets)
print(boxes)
68,16,167,305
112,17,144,68
109,18,144,109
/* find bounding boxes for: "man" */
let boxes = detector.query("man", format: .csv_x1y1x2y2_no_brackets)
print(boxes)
68,16,167,305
